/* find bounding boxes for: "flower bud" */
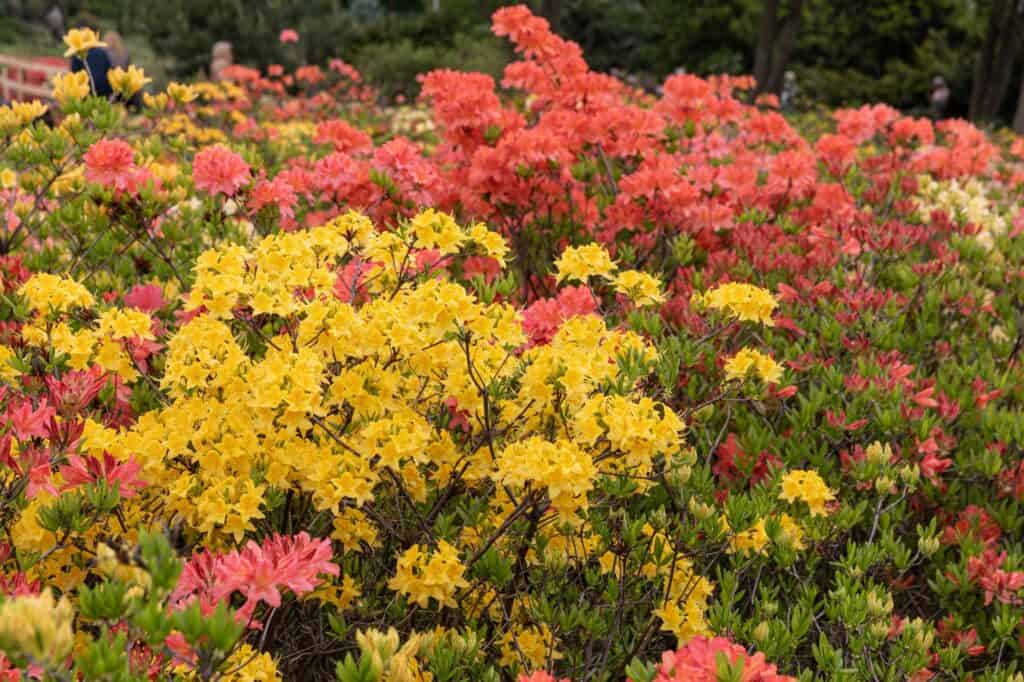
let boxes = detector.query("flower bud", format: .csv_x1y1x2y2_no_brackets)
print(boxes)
918,534,940,557
688,498,714,520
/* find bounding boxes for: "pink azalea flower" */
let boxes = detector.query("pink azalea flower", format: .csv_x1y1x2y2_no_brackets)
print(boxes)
174,533,337,625
124,283,167,312
192,146,251,196
519,673,570,682
59,452,146,498
6,399,55,440
655,636,794,682
84,139,138,193
279,28,299,43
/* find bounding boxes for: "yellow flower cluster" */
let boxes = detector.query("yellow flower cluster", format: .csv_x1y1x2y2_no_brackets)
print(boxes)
62,28,106,57
108,65,152,98
779,469,836,516
723,347,783,384
0,345,20,382
19,273,95,315
724,513,805,555
52,71,92,104
613,269,665,306
498,623,561,670
0,100,47,133
19,209,711,661
497,437,597,516
388,541,469,608
0,589,75,664
554,243,617,283
693,282,778,326
229,647,283,681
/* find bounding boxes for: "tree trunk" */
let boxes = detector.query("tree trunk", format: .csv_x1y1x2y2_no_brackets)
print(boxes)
753,0,780,90
970,0,1024,121
754,0,803,94
1014,71,1024,134
765,0,804,94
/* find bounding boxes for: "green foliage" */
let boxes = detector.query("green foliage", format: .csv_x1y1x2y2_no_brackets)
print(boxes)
353,31,509,101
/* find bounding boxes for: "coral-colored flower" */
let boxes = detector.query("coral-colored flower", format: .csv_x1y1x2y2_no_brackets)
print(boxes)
123,283,167,312
656,636,794,681
213,533,337,621
192,146,251,196
519,673,570,682
84,139,138,193
59,452,146,498
279,29,299,43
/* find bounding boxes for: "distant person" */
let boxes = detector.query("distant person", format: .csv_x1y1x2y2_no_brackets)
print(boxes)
210,41,233,82
930,76,950,120
103,31,130,69
781,70,800,111
44,5,65,42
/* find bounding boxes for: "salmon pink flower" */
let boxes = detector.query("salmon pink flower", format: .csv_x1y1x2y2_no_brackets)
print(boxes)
59,452,146,498
279,29,299,43
84,139,138,193
123,283,167,313
192,146,251,196
656,636,794,681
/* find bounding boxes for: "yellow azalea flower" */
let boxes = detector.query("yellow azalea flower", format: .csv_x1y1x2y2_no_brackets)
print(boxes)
0,345,21,382
0,168,15,189
387,541,468,608
554,243,617,283
775,513,806,550
468,221,509,265
11,100,47,125
52,71,92,104
166,82,198,104
143,92,169,110
0,106,17,133
695,282,778,326
779,469,836,516
725,516,770,555
723,347,783,384
0,589,75,663
409,208,465,254
62,28,106,57
498,624,561,669
109,65,152,98
52,165,85,197
614,269,665,306
19,273,95,314
220,644,282,681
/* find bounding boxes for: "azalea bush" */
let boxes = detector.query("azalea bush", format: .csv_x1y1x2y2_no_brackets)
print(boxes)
2,7,1024,682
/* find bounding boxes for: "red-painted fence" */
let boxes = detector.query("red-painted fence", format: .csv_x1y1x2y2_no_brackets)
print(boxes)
0,55,67,102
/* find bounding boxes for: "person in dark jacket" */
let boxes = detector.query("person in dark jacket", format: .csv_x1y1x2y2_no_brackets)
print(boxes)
70,47,113,98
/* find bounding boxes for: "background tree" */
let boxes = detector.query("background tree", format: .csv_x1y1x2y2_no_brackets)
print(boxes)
1015,73,1024,133
753,0,804,94
969,0,1024,122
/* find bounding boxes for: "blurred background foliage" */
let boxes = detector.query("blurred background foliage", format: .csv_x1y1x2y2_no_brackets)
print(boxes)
0,0,1018,124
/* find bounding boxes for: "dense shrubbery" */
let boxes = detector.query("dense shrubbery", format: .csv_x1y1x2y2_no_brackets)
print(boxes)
2,6,1024,681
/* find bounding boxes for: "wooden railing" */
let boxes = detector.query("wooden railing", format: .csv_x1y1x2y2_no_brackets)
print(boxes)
0,55,68,102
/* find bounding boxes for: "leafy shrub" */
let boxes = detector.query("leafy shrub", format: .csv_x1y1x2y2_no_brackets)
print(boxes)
2,8,1024,681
